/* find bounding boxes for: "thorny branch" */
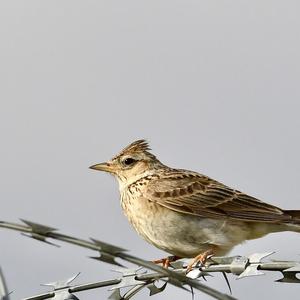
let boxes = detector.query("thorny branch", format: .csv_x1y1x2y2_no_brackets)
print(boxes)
1,219,300,300
0,267,11,300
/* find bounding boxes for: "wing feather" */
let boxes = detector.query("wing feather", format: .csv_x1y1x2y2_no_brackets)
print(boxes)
143,170,289,223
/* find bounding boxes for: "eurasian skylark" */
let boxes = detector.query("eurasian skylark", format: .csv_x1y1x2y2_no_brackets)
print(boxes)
90,140,300,271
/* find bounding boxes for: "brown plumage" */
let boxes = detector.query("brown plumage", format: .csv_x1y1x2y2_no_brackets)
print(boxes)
90,140,300,270
112,139,156,160
143,169,300,224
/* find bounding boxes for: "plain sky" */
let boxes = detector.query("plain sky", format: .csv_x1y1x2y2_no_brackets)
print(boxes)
1,1,300,299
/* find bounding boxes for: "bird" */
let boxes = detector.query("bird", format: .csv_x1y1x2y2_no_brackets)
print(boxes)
90,139,300,272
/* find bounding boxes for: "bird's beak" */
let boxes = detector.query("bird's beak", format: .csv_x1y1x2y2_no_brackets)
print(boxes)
89,162,114,173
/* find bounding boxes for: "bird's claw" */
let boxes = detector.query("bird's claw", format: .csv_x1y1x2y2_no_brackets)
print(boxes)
186,250,214,274
153,255,181,268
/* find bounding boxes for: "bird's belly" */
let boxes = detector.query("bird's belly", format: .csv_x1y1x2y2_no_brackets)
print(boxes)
121,195,249,257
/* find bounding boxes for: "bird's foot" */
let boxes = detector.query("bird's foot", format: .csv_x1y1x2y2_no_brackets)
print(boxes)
186,249,215,274
152,255,181,268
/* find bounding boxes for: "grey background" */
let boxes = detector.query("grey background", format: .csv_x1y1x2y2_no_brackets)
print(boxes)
0,1,300,299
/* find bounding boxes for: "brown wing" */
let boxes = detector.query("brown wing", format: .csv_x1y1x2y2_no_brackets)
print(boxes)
143,170,290,223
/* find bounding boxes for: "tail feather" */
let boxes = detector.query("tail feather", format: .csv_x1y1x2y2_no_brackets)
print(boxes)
284,210,300,225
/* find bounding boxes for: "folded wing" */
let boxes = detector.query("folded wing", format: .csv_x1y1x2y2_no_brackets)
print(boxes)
144,170,293,223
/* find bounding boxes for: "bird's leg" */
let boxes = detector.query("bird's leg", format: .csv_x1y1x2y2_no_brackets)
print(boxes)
152,255,181,268
186,249,215,274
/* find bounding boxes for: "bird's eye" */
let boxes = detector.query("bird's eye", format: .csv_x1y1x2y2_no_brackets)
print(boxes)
123,158,136,166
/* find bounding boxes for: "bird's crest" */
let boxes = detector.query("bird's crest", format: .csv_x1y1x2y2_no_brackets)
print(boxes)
112,139,156,160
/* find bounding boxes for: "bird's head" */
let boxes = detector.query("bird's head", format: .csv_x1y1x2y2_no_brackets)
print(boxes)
90,140,163,187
